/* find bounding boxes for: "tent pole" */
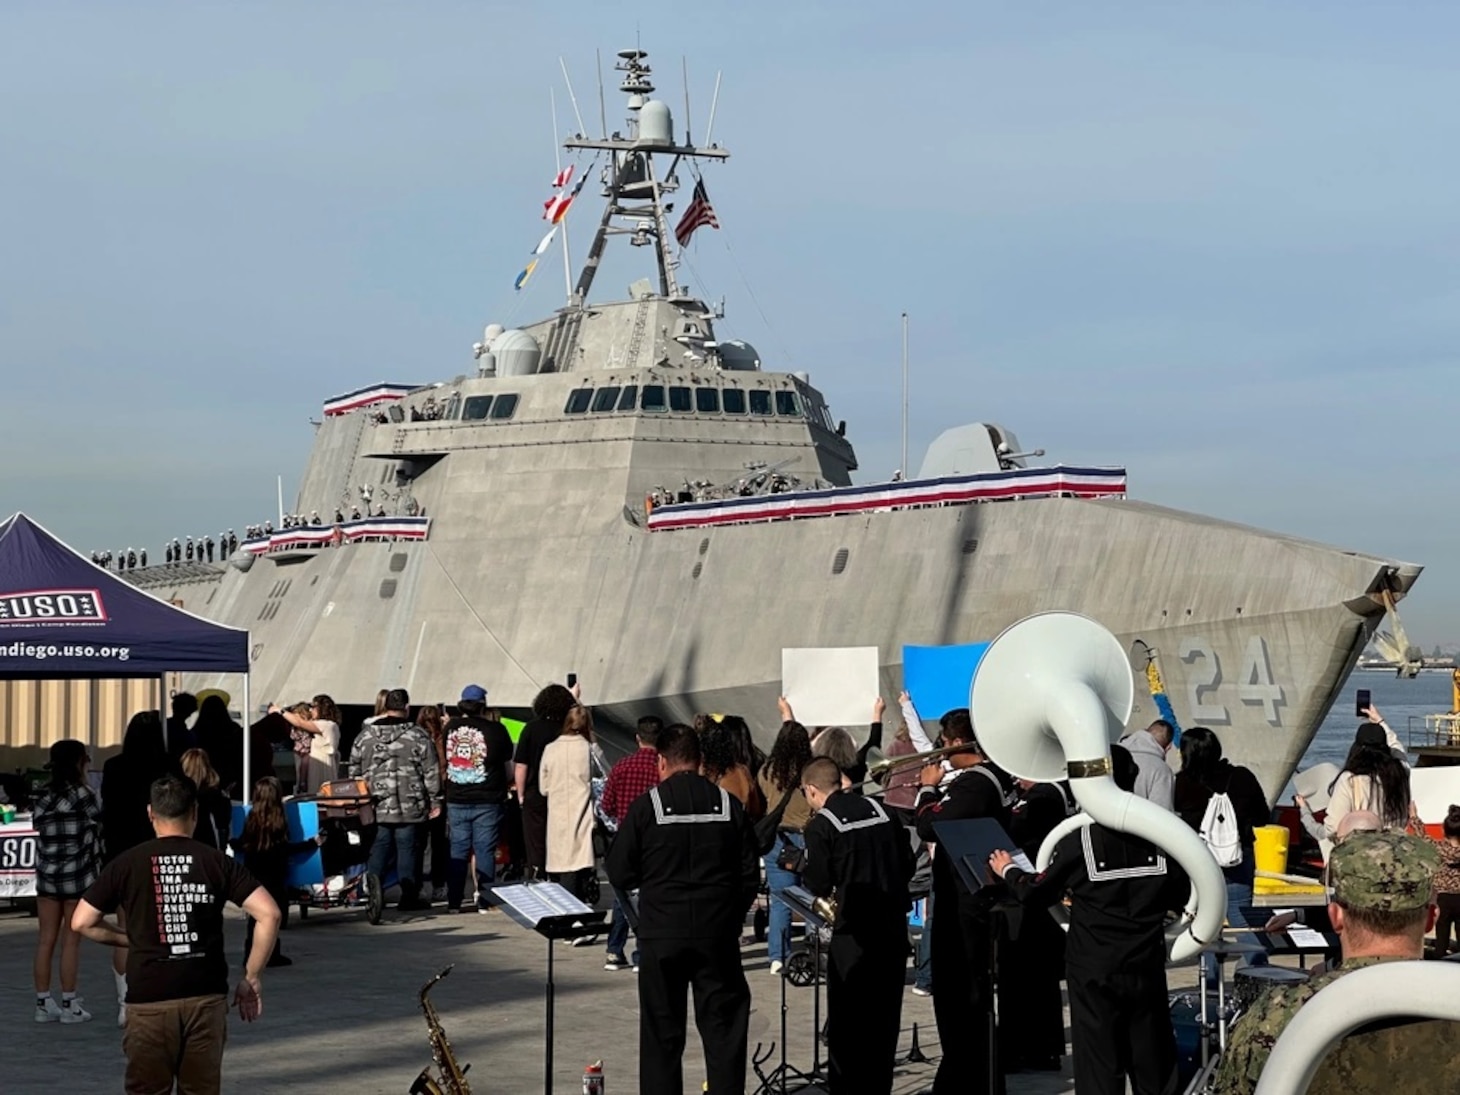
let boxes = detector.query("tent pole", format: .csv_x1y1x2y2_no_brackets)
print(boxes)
159,673,168,754
241,675,251,801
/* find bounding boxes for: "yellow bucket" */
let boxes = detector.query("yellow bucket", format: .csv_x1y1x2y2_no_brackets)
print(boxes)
1253,824,1290,877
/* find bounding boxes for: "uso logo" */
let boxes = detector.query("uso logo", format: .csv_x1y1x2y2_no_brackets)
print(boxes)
0,589,107,624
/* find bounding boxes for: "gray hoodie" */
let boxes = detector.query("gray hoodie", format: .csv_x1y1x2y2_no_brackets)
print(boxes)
1118,728,1175,811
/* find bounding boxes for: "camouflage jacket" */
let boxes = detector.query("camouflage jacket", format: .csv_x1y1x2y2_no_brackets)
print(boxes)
348,716,441,823
1212,955,1460,1095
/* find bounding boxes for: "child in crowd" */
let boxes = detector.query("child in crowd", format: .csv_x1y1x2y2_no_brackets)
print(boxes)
1429,805,1460,956
230,777,322,967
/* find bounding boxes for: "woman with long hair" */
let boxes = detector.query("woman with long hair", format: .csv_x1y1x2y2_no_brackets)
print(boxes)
514,682,577,877
100,709,169,1026
757,714,813,971
701,716,765,820
274,693,341,793
1173,726,1271,987
538,705,604,901
1324,716,1412,836
230,777,322,968
32,739,101,1024
180,748,231,849
416,705,449,901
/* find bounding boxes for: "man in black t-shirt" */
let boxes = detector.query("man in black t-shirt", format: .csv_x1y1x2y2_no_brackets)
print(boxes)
73,774,281,1095
442,684,514,912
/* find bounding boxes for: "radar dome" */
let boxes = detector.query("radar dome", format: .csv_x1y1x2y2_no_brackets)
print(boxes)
719,340,762,372
638,100,674,147
494,329,542,377
483,323,506,346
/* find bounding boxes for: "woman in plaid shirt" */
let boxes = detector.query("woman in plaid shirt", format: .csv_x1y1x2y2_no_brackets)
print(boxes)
31,739,102,1024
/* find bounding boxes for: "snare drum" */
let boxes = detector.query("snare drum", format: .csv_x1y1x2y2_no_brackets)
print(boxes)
1232,966,1308,1014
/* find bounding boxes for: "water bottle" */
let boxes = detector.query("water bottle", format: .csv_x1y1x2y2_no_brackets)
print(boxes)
582,1060,604,1095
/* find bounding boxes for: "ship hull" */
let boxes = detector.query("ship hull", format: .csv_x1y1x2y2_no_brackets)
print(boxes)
169,491,1416,801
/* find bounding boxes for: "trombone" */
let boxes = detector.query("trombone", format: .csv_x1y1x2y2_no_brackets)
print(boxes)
854,743,975,790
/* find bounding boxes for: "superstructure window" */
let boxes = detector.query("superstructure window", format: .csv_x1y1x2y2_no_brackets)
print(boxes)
722,389,747,415
669,386,692,412
565,389,593,414
695,388,720,413
641,385,667,412
591,386,621,413
461,395,493,421
490,393,519,419
617,385,638,411
749,390,773,416
775,391,801,417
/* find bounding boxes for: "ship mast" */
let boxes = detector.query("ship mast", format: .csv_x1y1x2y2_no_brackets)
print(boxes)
564,49,728,305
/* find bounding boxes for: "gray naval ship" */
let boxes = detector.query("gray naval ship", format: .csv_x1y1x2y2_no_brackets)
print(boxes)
140,50,1420,799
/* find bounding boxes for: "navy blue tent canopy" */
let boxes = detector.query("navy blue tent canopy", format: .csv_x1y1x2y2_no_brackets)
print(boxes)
0,513,248,678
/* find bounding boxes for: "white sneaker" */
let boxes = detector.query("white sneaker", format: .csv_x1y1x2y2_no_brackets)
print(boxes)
34,998,63,1023
769,960,784,975
59,999,92,1024
117,1003,127,1028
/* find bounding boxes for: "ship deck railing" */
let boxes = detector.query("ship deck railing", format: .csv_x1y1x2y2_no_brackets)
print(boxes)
242,516,432,556
644,464,1126,532
1407,713,1460,751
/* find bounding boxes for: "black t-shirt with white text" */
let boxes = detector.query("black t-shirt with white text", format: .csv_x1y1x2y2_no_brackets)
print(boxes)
83,835,261,1004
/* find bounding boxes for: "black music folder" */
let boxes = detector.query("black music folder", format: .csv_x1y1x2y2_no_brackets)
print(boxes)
931,816,1033,893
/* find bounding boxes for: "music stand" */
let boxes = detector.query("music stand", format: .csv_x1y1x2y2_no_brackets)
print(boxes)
752,887,828,1095
932,817,1025,1095
489,881,608,1095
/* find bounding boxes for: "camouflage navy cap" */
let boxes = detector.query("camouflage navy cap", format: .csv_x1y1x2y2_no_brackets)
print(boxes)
1329,830,1439,912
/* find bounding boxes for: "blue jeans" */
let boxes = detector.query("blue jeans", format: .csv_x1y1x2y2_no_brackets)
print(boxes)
606,893,638,964
763,832,804,963
1201,878,1266,990
914,891,933,991
447,801,502,910
369,822,418,896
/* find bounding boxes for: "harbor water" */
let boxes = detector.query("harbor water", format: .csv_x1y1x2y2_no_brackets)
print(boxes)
1283,668,1455,798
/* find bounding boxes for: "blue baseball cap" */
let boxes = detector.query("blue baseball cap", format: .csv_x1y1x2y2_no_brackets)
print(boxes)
460,684,487,702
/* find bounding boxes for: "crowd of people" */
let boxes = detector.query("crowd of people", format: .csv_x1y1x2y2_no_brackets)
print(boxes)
89,533,240,572
19,681,1460,1094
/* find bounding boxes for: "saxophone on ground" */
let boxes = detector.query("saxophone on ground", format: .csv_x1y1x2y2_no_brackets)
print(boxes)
410,964,472,1095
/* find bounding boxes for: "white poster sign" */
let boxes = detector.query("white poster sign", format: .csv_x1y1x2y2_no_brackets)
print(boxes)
781,646,880,726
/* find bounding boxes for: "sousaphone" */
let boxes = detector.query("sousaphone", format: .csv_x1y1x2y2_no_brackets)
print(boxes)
969,611,1226,961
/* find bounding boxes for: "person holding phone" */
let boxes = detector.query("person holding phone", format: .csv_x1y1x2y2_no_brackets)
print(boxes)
1323,704,1413,839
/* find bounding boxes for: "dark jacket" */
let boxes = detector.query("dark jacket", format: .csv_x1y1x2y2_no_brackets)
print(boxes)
803,790,914,937
1004,822,1189,978
100,754,167,862
605,770,760,941
1174,760,1270,882
915,763,1012,904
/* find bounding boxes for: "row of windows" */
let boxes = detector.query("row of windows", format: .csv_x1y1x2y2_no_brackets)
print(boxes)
564,384,803,418
459,393,521,422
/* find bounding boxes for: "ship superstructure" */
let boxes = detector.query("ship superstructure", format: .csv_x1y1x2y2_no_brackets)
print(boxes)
137,50,1422,800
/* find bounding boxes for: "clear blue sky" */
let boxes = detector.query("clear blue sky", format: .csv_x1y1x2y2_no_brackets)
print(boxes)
2,2,1456,642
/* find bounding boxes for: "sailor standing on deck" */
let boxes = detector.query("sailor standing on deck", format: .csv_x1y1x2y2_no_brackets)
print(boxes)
606,724,760,1095
800,757,915,1095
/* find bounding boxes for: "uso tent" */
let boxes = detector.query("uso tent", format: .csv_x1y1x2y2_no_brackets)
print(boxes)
0,513,253,785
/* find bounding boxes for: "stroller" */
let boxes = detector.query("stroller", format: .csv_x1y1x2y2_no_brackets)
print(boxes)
290,778,398,925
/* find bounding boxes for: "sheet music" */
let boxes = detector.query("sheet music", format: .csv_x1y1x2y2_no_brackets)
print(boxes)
1287,926,1328,949
1010,851,1036,874
490,882,594,926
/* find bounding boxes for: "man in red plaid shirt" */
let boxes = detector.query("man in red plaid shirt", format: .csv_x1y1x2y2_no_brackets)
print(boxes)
600,716,663,970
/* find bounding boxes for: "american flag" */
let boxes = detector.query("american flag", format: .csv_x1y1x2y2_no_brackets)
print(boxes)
674,179,720,247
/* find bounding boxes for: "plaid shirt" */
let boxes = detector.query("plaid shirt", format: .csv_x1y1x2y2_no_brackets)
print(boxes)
600,747,661,825
32,783,102,897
